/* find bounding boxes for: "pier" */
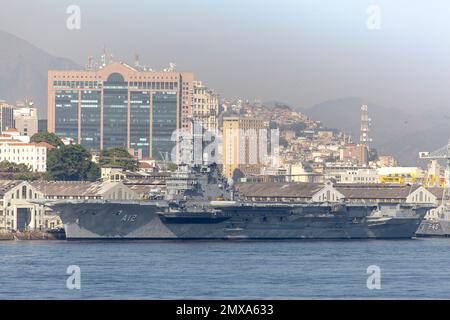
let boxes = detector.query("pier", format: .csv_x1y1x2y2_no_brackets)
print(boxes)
0,230,66,241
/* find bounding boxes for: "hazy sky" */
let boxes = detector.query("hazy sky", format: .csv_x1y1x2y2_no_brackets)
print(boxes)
1,0,449,113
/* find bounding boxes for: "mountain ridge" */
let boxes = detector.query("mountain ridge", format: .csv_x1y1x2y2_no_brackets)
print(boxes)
0,31,447,166
0,30,81,118
301,97,450,166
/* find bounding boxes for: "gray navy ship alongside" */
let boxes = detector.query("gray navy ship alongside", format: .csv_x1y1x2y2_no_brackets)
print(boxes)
416,206,450,237
44,165,433,240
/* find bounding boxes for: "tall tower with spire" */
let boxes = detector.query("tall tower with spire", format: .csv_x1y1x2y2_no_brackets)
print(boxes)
359,104,371,147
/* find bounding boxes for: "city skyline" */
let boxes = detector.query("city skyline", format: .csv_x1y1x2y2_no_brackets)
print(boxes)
2,1,450,303
48,62,194,159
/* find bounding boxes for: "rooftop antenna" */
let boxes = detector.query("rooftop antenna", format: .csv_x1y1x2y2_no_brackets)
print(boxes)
164,62,176,72
86,55,94,70
100,46,107,67
134,54,140,68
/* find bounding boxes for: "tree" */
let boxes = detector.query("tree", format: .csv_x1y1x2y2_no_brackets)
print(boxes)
0,161,31,173
368,148,379,162
232,168,245,183
0,160,42,180
86,162,101,181
46,144,100,181
279,137,289,148
30,132,64,148
15,173,41,181
280,122,307,136
99,148,138,171
167,163,178,172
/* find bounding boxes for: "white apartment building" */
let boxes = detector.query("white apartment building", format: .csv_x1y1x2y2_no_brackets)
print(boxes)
13,105,38,137
0,129,48,172
0,128,30,143
339,169,379,184
0,141,47,172
192,81,219,134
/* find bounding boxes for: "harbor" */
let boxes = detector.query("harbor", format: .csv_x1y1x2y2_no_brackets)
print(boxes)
0,162,446,241
2,238,450,299
0,230,65,241
0,0,449,305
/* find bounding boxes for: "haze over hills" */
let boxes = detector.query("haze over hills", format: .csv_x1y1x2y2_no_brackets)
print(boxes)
0,30,80,118
1,30,448,166
262,100,296,110
301,97,450,166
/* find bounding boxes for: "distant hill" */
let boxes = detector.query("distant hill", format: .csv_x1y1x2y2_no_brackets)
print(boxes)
301,97,450,166
0,30,81,118
263,100,296,110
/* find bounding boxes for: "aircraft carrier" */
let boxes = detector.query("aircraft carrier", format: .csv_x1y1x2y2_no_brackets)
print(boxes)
48,200,430,240
44,165,432,240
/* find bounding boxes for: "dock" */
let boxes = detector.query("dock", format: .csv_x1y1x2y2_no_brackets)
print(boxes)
0,230,66,241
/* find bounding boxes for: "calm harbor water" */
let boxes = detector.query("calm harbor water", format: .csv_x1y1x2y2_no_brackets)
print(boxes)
1,239,450,299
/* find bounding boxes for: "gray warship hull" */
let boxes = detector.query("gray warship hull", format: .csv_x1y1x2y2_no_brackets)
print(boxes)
416,219,450,237
49,200,431,240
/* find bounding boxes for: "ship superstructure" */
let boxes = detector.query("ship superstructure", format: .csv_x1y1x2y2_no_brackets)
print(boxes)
416,140,450,237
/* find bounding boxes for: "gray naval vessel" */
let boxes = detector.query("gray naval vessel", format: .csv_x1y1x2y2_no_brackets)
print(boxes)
45,164,432,240
416,205,450,237
414,140,450,237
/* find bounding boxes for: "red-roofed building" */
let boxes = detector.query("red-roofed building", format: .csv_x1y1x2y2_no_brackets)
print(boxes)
35,142,56,150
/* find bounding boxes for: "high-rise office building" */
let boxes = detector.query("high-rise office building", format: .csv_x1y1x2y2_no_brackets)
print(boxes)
222,117,267,178
0,102,15,132
48,61,194,160
14,101,39,137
